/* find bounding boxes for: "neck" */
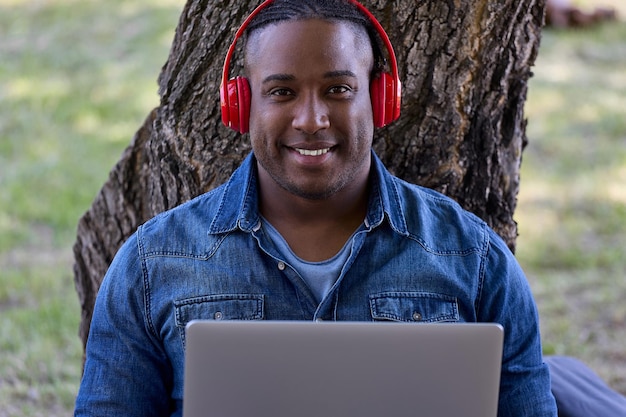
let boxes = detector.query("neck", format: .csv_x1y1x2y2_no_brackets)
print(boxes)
256,164,370,261
257,168,369,227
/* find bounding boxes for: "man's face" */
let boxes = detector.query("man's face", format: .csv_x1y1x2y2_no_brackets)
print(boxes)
245,18,375,200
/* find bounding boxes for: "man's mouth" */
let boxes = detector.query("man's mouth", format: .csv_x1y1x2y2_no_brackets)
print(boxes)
294,147,331,157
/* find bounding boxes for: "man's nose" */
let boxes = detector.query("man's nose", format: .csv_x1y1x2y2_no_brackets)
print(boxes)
291,93,330,134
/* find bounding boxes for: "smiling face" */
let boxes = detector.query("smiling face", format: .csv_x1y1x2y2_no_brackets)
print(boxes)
245,18,375,201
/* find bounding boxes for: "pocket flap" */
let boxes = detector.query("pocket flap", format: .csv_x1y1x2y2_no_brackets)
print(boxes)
370,292,459,322
174,294,264,328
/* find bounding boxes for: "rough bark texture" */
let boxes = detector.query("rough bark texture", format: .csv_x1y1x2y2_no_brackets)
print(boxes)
73,0,545,351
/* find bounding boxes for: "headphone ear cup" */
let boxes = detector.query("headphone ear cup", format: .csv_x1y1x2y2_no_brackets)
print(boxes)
370,74,385,128
221,76,251,134
222,78,240,132
236,76,251,134
370,72,399,128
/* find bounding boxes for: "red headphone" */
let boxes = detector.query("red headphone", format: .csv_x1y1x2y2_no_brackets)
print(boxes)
220,0,402,134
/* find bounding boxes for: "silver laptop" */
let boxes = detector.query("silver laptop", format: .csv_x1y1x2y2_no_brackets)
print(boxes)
183,320,503,417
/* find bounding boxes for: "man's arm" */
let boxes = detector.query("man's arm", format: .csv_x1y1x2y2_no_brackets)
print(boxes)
480,231,558,416
74,234,176,417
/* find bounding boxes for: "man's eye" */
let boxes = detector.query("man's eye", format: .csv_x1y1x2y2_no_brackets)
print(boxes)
328,85,352,95
269,88,293,97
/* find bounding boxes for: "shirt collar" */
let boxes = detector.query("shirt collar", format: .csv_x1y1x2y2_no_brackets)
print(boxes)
209,151,409,236
208,153,260,234
366,152,409,235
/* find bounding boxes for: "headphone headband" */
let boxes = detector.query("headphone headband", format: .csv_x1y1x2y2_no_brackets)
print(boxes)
220,0,401,133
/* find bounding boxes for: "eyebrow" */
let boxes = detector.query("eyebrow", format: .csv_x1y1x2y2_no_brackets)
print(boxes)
324,70,357,79
262,73,295,84
261,70,357,84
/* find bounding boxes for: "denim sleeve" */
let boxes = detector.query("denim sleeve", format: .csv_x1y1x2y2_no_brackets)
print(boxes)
479,230,558,417
74,234,176,417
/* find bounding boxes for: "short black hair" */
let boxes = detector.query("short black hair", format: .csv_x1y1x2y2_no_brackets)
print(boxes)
244,0,387,76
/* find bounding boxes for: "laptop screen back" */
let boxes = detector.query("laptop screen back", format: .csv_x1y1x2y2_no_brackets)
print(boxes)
183,320,503,417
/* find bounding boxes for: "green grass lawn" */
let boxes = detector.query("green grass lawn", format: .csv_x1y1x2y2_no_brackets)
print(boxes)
0,1,182,415
1,0,625,415
517,11,626,393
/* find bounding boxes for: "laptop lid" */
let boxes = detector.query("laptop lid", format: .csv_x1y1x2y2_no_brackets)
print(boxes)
183,320,503,417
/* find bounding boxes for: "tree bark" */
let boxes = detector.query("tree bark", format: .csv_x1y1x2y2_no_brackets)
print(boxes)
73,0,545,351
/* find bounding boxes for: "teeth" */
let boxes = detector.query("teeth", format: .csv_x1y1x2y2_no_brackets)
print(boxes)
295,148,330,156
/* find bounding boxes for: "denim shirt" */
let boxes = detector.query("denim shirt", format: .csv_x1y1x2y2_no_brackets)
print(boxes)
75,152,557,417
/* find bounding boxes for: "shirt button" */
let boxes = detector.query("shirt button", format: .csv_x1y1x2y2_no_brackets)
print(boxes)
214,311,223,320
277,261,286,271
412,312,423,321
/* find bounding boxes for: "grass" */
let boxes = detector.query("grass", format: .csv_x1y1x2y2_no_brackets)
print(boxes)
0,1,182,415
0,0,625,415
517,7,626,393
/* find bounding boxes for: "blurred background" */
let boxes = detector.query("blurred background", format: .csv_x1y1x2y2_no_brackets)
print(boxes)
0,0,624,415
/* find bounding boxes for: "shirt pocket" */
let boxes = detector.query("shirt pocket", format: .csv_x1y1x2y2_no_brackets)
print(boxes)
174,294,264,347
369,292,459,323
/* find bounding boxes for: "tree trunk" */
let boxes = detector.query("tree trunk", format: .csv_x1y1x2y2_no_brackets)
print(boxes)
73,0,545,352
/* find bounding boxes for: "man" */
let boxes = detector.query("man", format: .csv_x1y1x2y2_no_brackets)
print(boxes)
74,1,558,416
